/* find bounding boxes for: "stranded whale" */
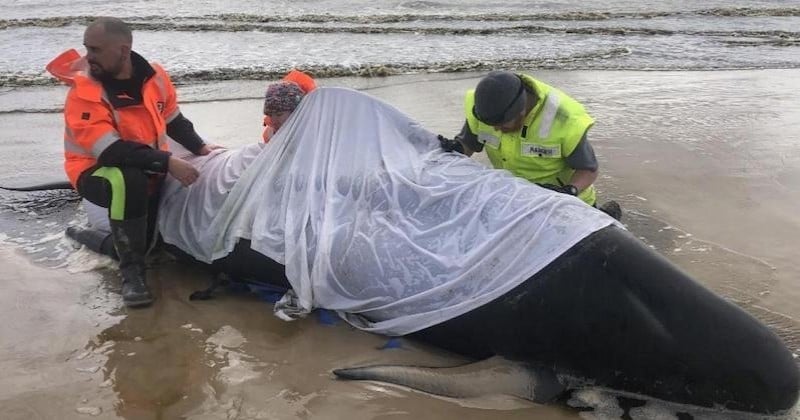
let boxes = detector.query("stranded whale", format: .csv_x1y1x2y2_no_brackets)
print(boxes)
61,88,799,414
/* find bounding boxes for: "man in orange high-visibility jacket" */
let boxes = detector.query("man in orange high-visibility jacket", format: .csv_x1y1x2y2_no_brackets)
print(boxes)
47,17,222,307
262,70,317,142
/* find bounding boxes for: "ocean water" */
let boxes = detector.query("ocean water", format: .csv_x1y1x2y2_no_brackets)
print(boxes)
0,0,798,117
1,0,798,90
0,0,796,117
1,2,800,418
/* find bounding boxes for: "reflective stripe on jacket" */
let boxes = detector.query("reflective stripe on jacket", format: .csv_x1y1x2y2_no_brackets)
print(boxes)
464,74,597,205
46,49,178,186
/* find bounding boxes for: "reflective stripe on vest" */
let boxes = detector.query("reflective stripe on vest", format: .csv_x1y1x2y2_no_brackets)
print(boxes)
538,93,560,139
91,130,120,157
64,138,88,156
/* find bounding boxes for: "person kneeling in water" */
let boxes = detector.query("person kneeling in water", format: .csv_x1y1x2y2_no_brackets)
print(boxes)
68,74,313,262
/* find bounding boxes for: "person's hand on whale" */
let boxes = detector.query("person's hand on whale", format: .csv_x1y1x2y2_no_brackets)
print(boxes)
168,156,199,187
437,135,465,154
197,143,226,155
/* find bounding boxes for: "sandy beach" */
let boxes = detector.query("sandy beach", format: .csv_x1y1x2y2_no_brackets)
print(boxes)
1,69,799,419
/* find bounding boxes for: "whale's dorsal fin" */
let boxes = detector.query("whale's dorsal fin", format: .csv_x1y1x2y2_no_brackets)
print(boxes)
333,356,565,403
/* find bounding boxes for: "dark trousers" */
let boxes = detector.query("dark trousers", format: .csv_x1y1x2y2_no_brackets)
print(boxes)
76,165,163,240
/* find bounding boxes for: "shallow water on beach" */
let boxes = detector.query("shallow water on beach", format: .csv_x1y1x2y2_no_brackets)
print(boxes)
2,0,800,417
2,69,800,419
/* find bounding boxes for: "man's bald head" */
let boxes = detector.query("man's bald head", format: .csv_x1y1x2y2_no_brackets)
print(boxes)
86,17,132,45
83,17,133,80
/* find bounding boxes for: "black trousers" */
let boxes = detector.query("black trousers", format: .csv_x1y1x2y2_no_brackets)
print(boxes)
76,165,163,242
77,165,156,219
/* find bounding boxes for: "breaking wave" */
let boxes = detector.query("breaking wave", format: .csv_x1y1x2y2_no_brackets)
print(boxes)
1,6,797,89
2,7,800,30
0,48,634,90
3,18,798,40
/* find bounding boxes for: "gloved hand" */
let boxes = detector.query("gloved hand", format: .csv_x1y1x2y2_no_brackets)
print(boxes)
437,135,465,154
538,183,579,196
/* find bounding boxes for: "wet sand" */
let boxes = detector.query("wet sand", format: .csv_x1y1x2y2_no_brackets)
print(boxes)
1,69,799,419
0,246,119,418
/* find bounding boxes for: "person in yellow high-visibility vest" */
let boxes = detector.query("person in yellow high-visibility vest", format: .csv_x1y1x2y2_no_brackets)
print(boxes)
441,71,621,220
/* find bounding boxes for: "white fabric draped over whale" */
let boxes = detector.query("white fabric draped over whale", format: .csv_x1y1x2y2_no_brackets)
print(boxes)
158,87,618,336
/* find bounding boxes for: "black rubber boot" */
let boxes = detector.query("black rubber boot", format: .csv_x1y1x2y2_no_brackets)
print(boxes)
110,217,153,307
66,226,118,260
599,200,623,221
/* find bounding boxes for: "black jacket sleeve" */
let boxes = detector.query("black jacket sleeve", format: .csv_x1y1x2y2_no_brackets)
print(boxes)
97,140,171,174
455,121,483,153
166,113,205,154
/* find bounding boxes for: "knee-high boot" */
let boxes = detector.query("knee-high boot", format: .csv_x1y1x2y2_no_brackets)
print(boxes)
110,216,153,307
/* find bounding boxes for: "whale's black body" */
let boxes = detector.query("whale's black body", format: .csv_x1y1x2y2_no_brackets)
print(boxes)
158,224,798,414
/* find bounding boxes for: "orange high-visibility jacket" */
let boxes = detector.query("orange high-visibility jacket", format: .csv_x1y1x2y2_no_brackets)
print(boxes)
262,69,317,143
47,49,180,187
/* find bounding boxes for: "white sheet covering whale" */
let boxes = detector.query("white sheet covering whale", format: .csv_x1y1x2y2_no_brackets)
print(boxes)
157,87,619,336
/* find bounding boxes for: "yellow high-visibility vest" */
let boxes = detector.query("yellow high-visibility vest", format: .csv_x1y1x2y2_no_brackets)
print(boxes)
465,74,596,205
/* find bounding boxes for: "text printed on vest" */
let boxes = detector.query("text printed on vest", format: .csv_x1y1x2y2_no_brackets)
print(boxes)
521,143,561,158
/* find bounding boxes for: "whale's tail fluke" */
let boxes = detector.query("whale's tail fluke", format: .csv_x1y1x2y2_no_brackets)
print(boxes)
333,356,565,404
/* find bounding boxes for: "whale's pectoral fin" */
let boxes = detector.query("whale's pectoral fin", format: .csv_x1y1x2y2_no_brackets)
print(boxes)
333,356,565,404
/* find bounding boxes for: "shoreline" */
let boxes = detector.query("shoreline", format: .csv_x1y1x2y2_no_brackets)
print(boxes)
4,68,800,115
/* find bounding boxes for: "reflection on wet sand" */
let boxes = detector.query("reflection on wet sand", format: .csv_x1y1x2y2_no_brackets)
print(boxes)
93,259,579,419
0,246,120,419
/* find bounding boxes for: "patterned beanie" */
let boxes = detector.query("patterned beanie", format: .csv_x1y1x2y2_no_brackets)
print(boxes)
263,81,305,116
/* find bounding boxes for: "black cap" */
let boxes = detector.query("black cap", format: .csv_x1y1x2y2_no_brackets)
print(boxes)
473,71,526,125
